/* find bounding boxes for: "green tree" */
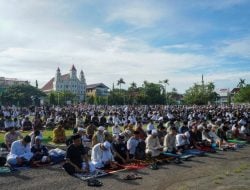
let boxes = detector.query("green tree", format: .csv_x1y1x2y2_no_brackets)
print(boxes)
159,79,169,103
234,84,250,103
128,82,138,104
183,82,218,105
0,84,46,106
166,88,182,105
237,78,246,88
142,81,165,104
117,78,125,93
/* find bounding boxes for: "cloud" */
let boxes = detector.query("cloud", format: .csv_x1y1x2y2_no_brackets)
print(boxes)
216,37,250,58
105,1,166,27
0,0,249,93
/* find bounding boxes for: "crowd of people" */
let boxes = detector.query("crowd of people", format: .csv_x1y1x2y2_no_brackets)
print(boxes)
0,104,250,174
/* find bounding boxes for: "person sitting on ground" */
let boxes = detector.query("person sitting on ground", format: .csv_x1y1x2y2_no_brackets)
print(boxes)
120,129,132,142
112,135,130,164
33,115,43,131
79,128,91,149
112,123,121,137
189,125,202,149
157,124,167,145
31,136,50,166
179,120,189,134
147,120,155,135
216,124,229,143
91,141,116,169
92,126,105,146
65,134,95,173
127,130,140,159
202,125,213,146
163,126,178,153
239,123,250,141
22,116,33,131
13,117,21,129
145,129,163,157
7,135,33,166
163,126,181,163
176,131,190,152
104,130,113,143
135,121,147,140
4,126,23,151
209,125,223,150
52,120,66,144
4,116,13,131
86,123,95,140
30,130,43,145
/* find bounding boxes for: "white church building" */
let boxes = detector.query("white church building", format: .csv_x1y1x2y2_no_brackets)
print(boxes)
41,65,86,102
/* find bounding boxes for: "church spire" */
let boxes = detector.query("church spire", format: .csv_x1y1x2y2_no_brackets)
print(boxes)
71,64,76,71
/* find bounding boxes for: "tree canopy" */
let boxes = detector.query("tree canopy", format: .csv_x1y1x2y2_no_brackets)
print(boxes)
0,84,46,106
233,84,250,103
183,82,218,105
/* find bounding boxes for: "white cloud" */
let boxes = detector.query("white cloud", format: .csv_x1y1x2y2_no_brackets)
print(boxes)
105,1,168,27
217,38,250,58
0,0,249,94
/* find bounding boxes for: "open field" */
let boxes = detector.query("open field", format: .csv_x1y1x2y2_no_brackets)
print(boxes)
0,144,249,190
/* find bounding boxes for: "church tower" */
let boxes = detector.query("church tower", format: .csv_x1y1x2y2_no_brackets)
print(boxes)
54,67,61,91
70,65,77,79
55,67,61,82
80,70,86,84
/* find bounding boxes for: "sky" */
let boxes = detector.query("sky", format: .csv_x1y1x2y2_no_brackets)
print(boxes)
0,0,250,93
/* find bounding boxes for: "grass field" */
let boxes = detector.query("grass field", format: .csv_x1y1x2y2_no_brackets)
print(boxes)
0,129,74,144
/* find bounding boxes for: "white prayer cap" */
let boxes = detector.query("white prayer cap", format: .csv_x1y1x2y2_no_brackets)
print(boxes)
103,141,111,149
78,127,86,133
151,129,158,135
98,126,105,131
35,136,42,140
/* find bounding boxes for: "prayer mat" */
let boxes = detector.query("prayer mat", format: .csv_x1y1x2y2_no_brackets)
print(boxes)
228,139,247,145
197,146,216,153
0,166,12,174
183,149,206,156
162,152,194,160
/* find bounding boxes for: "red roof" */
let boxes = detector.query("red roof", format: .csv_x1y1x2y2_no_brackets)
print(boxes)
41,74,70,92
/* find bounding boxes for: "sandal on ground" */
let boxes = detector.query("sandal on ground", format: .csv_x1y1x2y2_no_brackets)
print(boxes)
123,174,142,180
87,179,103,187
149,163,159,170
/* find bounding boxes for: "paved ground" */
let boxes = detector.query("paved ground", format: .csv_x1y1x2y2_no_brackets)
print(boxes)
0,146,250,190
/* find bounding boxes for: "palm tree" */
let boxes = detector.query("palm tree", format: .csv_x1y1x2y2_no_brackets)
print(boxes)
117,78,125,93
237,78,246,88
159,79,169,104
159,79,169,91
130,82,137,89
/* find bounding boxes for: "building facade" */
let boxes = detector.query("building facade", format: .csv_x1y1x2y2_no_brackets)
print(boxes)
86,83,109,97
41,65,87,102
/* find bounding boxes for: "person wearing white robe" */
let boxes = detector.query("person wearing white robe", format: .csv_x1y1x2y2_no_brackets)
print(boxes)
145,130,163,157
91,141,115,169
7,135,33,166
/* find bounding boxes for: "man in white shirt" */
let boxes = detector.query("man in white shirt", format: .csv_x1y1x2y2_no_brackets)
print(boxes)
176,131,190,152
145,129,163,157
7,135,33,166
147,120,155,134
91,141,115,169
